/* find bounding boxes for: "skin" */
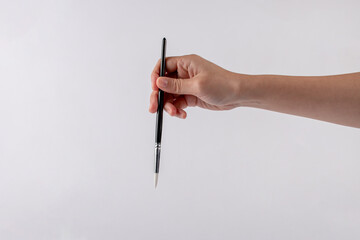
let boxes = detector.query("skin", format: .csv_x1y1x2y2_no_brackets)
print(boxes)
149,54,360,128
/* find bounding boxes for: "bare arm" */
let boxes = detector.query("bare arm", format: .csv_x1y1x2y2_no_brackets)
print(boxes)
149,55,360,128
237,72,360,128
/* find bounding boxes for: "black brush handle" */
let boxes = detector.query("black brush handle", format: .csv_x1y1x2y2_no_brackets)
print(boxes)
155,38,166,144
154,38,166,174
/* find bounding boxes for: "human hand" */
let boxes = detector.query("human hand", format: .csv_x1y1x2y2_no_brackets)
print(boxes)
149,54,242,118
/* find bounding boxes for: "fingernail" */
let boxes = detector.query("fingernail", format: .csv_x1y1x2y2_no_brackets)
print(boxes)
158,78,168,88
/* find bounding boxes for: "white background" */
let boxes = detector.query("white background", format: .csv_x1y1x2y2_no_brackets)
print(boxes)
1,0,360,239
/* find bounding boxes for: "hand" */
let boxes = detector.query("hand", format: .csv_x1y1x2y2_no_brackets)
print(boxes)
149,54,242,119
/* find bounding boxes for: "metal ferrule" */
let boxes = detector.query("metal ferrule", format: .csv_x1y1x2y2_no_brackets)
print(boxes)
154,143,161,173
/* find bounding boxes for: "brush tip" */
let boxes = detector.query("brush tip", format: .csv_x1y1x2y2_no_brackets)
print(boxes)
154,173,158,189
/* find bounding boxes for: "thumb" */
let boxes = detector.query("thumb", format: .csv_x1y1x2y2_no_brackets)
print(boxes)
156,77,196,95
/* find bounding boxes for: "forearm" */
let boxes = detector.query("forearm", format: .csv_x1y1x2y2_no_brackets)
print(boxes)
236,72,360,128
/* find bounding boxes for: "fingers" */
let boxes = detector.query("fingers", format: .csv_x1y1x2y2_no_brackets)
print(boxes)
149,90,181,114
164,95,188,118
151,56,182,91
164,102,187,119
156,76,198,95
150,55,196,118
149,91,187,119
164,101,176,116
176,108,187,119
164,56,183,73
151,59,161,91
172,96,189,110
149,90,158,113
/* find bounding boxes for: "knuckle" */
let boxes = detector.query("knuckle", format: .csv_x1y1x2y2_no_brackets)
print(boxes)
174,79,182,93
190,54,200,60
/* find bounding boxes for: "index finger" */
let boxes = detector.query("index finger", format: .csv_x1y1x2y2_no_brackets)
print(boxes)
151,56,181,91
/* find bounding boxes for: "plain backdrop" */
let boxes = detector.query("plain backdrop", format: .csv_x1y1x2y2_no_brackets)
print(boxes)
0,0,360,239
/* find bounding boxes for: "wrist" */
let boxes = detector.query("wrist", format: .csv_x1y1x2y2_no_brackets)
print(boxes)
233,73,263,108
